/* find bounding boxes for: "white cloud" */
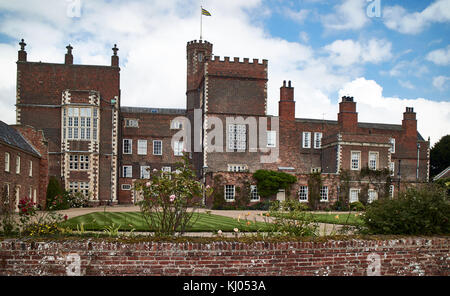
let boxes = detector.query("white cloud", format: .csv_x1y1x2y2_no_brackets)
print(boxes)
398,80,415,90
324,38,392,67
284,8,310,23
321,0,369,31
432,76,450,90
383,0,450,34
339,78,450,145
426,45,450,66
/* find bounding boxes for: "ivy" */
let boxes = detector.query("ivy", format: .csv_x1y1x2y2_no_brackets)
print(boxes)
253,170,297,198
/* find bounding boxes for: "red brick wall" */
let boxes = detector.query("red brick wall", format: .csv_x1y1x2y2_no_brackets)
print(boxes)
0,237,448,276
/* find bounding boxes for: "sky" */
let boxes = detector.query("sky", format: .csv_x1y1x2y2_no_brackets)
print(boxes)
0,0,449,145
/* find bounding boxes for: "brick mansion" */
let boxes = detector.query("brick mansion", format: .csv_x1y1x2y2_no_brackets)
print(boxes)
0,39,430,209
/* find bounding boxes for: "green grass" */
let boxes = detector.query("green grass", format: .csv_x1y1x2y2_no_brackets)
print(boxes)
275,212,365,226
59,212,272,232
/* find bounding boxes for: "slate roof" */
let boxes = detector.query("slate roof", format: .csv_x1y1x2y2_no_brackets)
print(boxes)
0,121,41,157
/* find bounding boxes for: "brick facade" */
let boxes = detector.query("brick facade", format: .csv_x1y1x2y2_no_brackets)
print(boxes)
6,38,430,206
0,237,448,276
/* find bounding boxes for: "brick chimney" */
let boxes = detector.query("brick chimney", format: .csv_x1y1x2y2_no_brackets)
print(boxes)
18,39,27,62
278,80,295,121
338,96,358,133
65,44,73,65
111,44,119,67
402,107,417,140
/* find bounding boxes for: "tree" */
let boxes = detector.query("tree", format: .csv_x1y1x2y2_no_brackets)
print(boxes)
253,170,297,198
430,135,450,178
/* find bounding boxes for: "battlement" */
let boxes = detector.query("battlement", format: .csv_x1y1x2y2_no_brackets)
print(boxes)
206,55,267,80
186,39,213,51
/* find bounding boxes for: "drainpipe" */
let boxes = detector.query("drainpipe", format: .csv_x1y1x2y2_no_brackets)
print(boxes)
416,143,420,181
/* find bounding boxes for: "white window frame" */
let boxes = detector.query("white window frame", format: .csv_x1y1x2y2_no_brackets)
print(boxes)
121,184,132,190
123,165,132,178
368,151,378,170
314,132,322,149
320,186,329,202
15,155,20,174
228,124,246,151
389,138,395,154
65,107,94,141
4,183,10,203
351,151,361,170
390,161,395,177
349,188,359,203
299,186,308,202
174,141,184,156
227,164,248,172
29,160,32,177
250,185,260,201
225,185,235,202
302,132,311,148
170,120,182,129
368,189,378,203
267,131,276,148
140,165,150,179
162,166,171,173
153,140,162,155
123,139,132,154
389,185,394,199
137,140,147,155
5,152,10,172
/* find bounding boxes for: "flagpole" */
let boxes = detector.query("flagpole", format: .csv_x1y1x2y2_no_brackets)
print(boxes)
200,6,203,40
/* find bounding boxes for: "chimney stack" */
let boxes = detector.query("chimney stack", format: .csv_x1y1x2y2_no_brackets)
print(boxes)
65,44,73,65
111,44,119,67
402,106,417,140
278,80,295,121
18,39,27,62
338,96,358,133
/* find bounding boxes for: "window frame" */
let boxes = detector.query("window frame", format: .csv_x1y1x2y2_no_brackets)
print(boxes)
123,139,132,155
5,152,10,172
123,165,133,178
250,185,260,202
140,165,150,179
314,132,322,149
137,139,147,155
320,186,329,202
349,188,359,203
350,151,361,171
267,131,276,148
298,185,308,202
15,155,20,174
224,185,236,202
389,138,396,154
153,140,162,155
368,151,378,170
302,132,311,149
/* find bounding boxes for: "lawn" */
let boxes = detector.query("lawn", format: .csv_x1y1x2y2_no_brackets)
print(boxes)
274,212,365,226
60,211,272,232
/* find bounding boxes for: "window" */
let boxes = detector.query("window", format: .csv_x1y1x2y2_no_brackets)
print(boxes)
368,152,378,170
314,132,322,149
140,166,150,179
368,189,377,203
3,183,10,203
69,155,89,170
302,132,311,148
123,139,132,154
390,162,395,177
5,152,10,172
123,165,132,178
121,184,132,190
162,166,171,173
351,151,361,170
153,140,162,155
227,164,248,172
174,141,184,156
311,167,321,173
65,107,95,140
250,185,260,201
299,186,308,202
389,185,394,199
29,161,32,177
16,156,20,174
267,131,276,148
228,124,246,151
29,187,32,199
69,182,90,197
225,185,235,202
137,140,147,155
389,138,395,154
171,120,182,129
349,189,359,203
320,186,328,202
125,119,139,127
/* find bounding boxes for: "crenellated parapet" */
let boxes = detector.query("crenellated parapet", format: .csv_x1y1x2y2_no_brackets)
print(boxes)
206,55,268,80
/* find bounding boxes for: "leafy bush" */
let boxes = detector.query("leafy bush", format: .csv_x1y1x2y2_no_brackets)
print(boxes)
253,170,297,198
350,201,365,211
67,192,91,208
268,200,318,236
362,185,450,235
46,177,70,210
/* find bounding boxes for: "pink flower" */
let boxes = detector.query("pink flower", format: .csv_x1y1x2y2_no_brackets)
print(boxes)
145,182,151,186
169,194,176,202
206,185,211,189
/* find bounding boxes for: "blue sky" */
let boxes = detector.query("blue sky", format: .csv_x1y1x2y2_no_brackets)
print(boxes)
0,0,448,144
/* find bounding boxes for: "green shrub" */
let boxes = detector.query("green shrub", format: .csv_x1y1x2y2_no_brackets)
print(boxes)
67,191,91,208
253,170,297,198
350,201,365,211
362,185,450,235
46,177,70,210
